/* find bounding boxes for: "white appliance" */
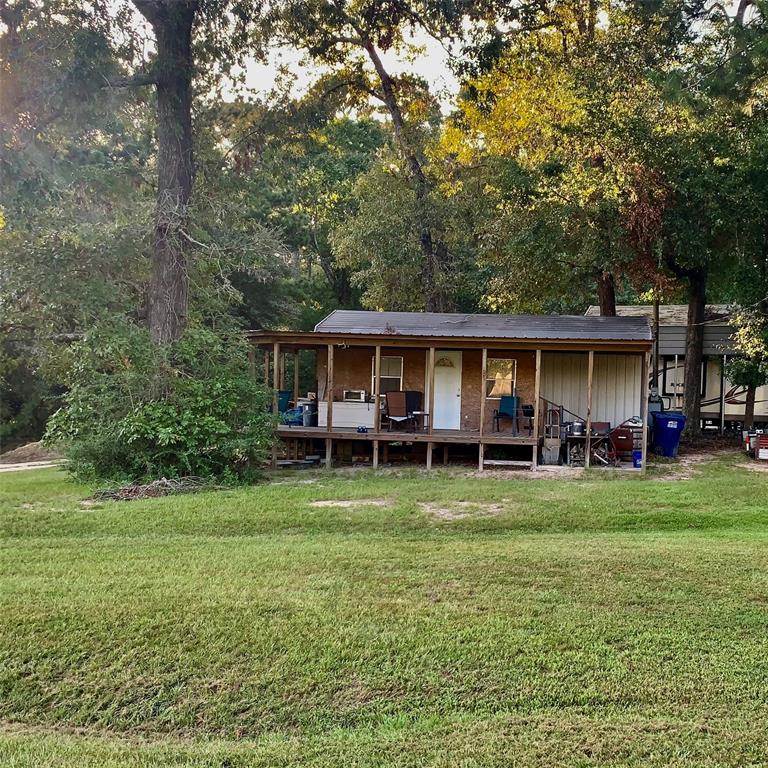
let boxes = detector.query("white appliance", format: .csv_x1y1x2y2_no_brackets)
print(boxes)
343,389,367,402
318,401,375,429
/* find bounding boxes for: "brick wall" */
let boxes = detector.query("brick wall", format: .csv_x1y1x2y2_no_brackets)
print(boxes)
315,345,536,433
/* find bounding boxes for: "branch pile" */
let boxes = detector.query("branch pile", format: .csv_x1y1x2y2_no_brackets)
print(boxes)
92,477,216,501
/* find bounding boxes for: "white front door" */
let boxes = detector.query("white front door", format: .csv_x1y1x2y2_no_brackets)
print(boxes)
432,350,462,430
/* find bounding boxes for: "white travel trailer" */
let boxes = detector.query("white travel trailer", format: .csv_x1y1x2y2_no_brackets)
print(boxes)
586,305,768,430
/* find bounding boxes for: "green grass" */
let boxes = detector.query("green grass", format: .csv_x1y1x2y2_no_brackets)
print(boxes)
1,455,767,766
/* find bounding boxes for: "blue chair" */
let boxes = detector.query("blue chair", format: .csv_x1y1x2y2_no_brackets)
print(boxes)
493,395,519,434
277,390,292,413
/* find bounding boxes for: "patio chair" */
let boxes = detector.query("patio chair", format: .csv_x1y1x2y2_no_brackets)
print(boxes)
384,391,423,431
269,390,293,415
518,404,535,436
493,395,519,433
277,390,292,413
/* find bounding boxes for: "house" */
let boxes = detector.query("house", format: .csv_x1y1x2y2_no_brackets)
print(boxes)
247,310,653,470
585,305,768,429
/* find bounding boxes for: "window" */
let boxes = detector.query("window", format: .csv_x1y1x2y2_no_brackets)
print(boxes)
486,358,517,398
371,356,403,394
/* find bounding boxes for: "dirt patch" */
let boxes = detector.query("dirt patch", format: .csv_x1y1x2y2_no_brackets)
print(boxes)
0,460,62,473
0,441,59,464
649,450,731,481
419,500,510,521
271,478,321,486
310,498,390,509
736,461,768,473
469,465,587,481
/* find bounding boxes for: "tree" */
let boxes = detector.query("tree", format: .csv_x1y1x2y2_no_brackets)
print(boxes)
655,0,767,435
102,0,199,344
135,0,197,344
98,0,270,343
441,1,688,317
205,89,386,310
275,0,462,311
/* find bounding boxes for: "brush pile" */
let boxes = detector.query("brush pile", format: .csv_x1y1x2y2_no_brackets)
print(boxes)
92,477,215,501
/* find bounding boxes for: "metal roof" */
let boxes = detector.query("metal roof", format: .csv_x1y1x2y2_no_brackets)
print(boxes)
585,304,732,325
315,310,652,342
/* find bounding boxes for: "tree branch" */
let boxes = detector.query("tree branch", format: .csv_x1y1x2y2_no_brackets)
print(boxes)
103,72,158,88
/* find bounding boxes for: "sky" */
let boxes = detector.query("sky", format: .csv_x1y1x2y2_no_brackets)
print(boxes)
229,32,460,110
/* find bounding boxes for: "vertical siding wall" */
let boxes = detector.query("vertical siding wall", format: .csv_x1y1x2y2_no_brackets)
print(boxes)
541,352,642,425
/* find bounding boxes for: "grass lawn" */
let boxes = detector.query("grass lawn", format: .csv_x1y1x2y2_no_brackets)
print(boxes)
1,455,767,766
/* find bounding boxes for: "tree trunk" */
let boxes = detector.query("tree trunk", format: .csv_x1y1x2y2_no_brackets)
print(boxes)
682,271,706,437
318,253,354,307
596,271,616,316
134,0,197,344
744,384,756,430
0,2,23,134
361,38,443,311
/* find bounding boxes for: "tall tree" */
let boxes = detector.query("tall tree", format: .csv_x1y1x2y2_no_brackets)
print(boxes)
136,0,196,344
275,0,461,311
108,0,198,344
102,0,267,343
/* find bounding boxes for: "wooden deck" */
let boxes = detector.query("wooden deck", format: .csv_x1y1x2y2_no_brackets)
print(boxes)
276,425,538,446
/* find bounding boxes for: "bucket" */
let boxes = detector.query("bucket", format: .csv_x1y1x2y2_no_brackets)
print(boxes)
632,449,643,469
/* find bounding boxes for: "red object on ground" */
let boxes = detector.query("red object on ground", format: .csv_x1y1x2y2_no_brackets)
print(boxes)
758,435,768,461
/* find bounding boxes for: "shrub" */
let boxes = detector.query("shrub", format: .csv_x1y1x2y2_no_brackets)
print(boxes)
46,322,273,483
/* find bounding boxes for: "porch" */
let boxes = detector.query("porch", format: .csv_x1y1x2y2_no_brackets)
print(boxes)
248,324,651,472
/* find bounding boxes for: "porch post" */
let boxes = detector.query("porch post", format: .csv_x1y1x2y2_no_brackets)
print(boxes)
719,354,726,434
428,347,436,435
532,349,542,469
585,350,594,469
325,344,334,469
640,349,650,474
272,343,280,411
279,351,286,390
326,344,334,432
479,348,487,438
373,345,382,432
478,443,484,472
293,350,300,404
426,441,433,470
372,440,379,468
248,346,256,378
272,342,280,469
263,349,270,387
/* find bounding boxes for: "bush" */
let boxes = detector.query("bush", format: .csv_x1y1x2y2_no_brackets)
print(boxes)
46,322,273,483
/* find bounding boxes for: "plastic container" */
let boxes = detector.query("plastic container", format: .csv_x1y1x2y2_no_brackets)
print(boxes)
632,449,643,469
302,403,318,427
652,412,687,458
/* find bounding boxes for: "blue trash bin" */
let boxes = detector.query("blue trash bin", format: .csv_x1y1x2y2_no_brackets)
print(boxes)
652,412,687,458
